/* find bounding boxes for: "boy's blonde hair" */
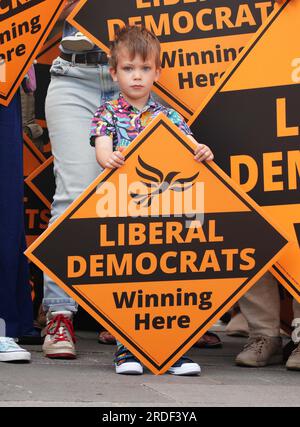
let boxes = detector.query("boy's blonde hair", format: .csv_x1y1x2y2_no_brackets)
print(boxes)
109,26,161,70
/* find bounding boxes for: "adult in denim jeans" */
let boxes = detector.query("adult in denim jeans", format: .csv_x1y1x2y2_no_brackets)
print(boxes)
42,1,119,358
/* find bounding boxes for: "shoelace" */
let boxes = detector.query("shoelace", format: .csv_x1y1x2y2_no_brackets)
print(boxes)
244,337,268,354
46,314,76,343
0,338,20,350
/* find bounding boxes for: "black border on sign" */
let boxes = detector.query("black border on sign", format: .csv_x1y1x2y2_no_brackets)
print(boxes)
57,119,287,371
218,0,290,91
273,265,300,298
23,138,44,166
189,0,290,125
0,0,64,102
153,82,193,117
36,36,61,60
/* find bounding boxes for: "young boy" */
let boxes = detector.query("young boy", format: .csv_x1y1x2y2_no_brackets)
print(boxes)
90,26,214,375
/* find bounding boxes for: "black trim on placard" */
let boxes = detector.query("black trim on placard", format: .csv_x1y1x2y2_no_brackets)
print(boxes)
273,265,300,298
36,36,61,60
23,138,44,167
0,0,65,102
189,0,290,126
153,82,193,117
216,0,290,95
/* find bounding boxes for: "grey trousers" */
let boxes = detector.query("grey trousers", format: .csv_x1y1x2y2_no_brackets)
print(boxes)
43,57,118,313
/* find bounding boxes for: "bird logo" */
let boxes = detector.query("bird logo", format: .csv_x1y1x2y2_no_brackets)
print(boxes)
130,156,199,207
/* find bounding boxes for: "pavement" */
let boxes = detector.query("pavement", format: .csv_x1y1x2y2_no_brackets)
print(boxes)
0,325,300,407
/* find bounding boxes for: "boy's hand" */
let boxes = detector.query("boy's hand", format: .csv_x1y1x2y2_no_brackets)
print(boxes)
194,143,214,162
105,148,125,169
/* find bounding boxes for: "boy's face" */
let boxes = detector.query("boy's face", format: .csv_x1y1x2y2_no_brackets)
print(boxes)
110,48,161,107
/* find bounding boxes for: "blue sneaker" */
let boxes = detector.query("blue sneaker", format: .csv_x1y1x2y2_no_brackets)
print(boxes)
168,356,201,376
114,345,143,375
0,337,31,362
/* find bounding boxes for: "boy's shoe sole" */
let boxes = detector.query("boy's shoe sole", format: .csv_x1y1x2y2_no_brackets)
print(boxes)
61,37,94,52
168,363,201,376
115,361,143,375
0,352,31,362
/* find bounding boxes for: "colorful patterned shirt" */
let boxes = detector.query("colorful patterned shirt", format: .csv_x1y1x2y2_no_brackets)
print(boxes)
90,94,192,150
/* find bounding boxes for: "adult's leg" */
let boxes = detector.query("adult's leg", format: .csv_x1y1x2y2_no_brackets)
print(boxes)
0,92,33,338
43,58,118,313
239,272,280,337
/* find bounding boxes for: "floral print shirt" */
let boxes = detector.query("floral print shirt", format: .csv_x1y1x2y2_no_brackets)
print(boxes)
90,94,192,150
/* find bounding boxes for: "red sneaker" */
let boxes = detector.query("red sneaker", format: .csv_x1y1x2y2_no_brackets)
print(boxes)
42,311,76,359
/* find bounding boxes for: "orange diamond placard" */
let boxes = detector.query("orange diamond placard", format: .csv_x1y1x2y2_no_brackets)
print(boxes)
0,0,65,106
26,114,290,374
189,0,300,301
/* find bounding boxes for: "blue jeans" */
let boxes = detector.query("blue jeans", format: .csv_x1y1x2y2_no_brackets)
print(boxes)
43,57,119,313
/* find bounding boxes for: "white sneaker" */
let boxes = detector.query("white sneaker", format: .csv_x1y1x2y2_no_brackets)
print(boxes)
168,357,201,376
0,337,31,362
61,32,94,52
42,311,76,359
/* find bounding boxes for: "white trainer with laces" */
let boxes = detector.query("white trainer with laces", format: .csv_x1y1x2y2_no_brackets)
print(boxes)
0,337,31,362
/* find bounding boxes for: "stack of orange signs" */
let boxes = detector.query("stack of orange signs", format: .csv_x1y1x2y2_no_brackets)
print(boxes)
25,156,55,210
189,0,300,301
68,0,277,119
0,0,65,106
36,31,62,66
23,134,50,246
23,133,45,178
25,115,291,374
